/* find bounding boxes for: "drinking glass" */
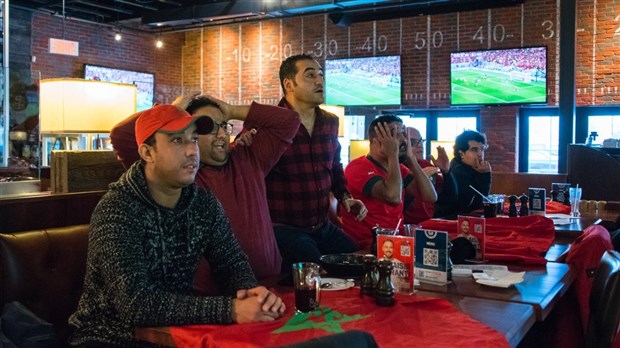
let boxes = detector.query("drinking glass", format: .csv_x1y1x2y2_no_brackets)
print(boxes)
569,188,582,218
402,224,419,237
483,195,498,218
292,262,321,313
488,194,505,216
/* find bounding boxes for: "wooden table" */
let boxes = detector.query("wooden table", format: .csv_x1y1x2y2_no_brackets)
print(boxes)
416,292,535,348
554,216,598,242
416,262,574,321
544,243,571,263
135,293,535,348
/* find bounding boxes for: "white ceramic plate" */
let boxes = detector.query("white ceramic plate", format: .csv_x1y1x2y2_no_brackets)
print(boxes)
320,277,355,291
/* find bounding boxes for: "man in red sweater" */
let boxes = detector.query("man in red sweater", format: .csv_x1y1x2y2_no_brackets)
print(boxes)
110,95,300,282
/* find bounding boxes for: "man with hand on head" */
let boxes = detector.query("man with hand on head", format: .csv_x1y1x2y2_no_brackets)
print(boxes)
110,95,300,281
270,54,368,271
70,105,285,347
435,129,491,218
403,127,457,224
342,115,437,250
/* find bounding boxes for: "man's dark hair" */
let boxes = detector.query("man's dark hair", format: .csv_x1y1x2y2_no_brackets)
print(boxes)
279,54,316,93
186,96,222,115
368,115,403,141
453,129,487,159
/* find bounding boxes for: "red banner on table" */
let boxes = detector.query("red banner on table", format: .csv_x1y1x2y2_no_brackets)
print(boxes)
420,215,555,265
170,289,508,347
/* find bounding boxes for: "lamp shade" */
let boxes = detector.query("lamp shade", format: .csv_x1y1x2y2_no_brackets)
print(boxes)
40,78,137,133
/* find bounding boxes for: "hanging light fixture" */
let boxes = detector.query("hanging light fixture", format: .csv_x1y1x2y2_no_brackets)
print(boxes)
155,36,163,48
114,30,122,41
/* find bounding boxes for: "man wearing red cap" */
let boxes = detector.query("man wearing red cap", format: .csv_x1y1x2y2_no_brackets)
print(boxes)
69,105,286,346
111,95,301,282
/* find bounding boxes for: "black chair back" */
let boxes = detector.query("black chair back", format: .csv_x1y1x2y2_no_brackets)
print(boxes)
586,250,620,348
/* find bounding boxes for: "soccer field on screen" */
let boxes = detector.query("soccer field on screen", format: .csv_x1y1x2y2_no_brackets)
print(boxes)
451,69,546,105
325,73,401,106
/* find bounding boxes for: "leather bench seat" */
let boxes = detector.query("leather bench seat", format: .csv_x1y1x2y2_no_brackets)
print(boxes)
0,224,90,345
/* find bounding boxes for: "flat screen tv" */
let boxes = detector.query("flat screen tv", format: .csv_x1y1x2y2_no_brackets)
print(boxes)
84,64,155,112
325,55,401,106
450,46,547,106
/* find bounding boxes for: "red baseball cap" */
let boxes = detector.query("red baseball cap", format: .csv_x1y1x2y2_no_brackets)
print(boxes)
134,104,214,145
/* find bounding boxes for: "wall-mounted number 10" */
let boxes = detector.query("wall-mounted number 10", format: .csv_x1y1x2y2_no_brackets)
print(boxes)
232,48,251,63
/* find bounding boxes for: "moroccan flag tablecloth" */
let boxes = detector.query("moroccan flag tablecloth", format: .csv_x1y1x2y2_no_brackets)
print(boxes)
420,215,555,265
169,289,509,347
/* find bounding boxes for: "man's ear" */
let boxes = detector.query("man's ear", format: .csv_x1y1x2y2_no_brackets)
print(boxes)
138,143,155,163
283,77,294,94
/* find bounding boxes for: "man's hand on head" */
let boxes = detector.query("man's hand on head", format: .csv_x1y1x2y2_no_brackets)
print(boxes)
171,92,200,110
375,122,399,159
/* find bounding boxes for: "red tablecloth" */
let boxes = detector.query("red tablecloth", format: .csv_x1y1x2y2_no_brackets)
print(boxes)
169,289,509,348
545,200,571,215
420,215,555,265
502,200,571,215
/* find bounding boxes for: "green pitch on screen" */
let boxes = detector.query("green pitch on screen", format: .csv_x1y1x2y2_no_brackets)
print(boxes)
326,73,401,106
451,70,546,105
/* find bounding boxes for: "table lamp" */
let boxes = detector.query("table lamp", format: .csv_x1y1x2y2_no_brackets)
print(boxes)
39,78,137,150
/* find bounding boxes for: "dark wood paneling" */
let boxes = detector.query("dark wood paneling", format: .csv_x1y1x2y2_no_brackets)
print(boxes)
0,191,106,233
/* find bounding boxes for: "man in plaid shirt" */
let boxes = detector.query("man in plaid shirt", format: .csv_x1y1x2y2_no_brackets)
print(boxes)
267,54,368,273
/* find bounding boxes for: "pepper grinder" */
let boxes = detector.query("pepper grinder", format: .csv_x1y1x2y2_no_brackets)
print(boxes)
508,195,518,217
360,254,378,297
370,225,379,256
375,259,395,306
519,194,529,216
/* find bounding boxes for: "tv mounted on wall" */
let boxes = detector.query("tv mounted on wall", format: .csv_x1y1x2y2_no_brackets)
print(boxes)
325,55,401,106
450,46,547,106
84,64,155,112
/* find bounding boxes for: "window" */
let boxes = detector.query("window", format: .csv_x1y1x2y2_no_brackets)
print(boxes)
587,115,620,143
437,116,477,141
576,106,620,148
527,116,559,173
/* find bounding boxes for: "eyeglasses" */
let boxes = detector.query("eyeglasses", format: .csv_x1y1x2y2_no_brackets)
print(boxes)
210,122,234,135
467,145,487,153
410,138,425,146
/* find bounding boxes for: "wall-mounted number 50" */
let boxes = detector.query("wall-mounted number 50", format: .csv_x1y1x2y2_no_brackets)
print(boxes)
414,31,443,49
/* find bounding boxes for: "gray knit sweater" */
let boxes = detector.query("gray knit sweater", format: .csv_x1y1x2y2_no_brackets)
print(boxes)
69,162,257,346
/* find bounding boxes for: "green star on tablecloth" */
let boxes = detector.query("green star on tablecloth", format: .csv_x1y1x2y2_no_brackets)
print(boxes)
273,306,368,334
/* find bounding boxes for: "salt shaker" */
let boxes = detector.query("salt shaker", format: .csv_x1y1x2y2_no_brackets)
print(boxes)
508,195,518,217
361,254,378,297
375,259,395,306
519,194,529,216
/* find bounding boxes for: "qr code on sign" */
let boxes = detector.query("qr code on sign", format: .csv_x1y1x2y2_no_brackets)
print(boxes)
423,248,439,267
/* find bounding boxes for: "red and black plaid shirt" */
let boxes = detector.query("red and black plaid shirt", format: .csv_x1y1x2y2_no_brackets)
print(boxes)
265,98,349,227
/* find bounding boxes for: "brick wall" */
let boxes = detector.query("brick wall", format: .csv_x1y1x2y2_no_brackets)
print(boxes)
26,1,620,171
30,13,185,104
